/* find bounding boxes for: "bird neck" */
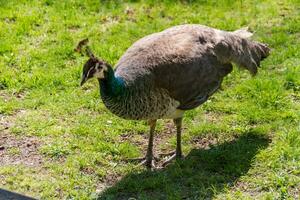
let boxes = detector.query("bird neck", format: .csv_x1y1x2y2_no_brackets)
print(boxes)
99,65,125,97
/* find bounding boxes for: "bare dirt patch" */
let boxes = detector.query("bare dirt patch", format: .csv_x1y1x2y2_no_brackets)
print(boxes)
0,133,43,166
191,134,220,150
0,110,44,167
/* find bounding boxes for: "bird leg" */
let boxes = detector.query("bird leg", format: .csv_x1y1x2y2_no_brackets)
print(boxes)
162,117,184,167
144,119,157,168
129,119,157,169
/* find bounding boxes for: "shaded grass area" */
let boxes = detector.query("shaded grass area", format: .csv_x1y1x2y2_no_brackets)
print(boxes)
100,133,270,199
0,0,299,199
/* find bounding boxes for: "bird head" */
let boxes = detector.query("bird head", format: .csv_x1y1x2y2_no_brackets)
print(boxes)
75,38,109,86
80,58,109,86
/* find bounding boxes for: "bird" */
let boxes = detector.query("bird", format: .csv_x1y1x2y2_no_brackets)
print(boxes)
76,24,270,169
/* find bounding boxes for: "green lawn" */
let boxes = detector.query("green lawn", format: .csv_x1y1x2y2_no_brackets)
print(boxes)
0,0,299,199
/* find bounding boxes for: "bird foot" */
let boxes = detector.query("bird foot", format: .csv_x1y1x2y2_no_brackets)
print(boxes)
162,153,184,167
127,156,158,169
138,159,156,169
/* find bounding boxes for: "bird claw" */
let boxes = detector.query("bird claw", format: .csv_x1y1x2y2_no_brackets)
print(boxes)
127,156,158,169
138,159,156,169
162,153,184,167
126,152,183,169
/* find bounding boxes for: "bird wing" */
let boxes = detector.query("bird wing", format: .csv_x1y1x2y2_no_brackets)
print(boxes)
114,25,234,110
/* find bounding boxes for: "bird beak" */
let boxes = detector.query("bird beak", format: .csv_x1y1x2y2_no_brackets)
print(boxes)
80,76,87,86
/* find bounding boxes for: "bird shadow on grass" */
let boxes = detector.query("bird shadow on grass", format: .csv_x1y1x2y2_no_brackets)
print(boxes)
97,132,270,200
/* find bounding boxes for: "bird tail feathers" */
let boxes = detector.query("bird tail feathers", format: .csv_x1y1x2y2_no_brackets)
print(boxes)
215,29,270,76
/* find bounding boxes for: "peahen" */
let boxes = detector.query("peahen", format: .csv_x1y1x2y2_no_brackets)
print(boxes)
76,24,270,169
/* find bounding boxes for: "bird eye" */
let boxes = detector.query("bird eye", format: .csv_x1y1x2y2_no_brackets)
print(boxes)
95,63,102,70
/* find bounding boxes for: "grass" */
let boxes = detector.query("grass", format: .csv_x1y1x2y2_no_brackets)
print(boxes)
0,0,299,199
